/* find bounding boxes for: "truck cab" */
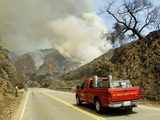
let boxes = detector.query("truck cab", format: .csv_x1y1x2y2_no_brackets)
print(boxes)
76,76,142,113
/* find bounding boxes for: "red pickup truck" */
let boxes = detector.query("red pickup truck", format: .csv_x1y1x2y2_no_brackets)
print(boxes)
76,76,142,113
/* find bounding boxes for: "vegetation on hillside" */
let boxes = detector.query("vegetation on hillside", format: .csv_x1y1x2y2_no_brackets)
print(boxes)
0,46,24,119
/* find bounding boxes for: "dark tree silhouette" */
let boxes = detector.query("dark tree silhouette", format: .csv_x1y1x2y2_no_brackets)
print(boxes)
103,0,160,45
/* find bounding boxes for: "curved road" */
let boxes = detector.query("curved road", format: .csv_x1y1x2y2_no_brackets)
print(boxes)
16,88,160,120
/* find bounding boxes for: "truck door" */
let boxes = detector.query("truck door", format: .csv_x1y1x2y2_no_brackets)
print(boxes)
87,80,94,103
79,81,89,101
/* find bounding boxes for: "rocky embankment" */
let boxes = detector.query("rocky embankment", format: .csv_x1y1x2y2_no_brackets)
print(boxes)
63,31,160,101
0,47,23,120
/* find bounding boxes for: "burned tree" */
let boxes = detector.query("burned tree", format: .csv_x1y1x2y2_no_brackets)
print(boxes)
104,0,160,44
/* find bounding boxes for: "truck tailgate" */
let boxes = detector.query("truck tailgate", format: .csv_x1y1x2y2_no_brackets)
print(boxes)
108,87,141,102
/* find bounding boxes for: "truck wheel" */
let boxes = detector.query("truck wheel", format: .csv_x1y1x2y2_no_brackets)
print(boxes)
76,96,82,105
126,107,133,112
95,99,103,113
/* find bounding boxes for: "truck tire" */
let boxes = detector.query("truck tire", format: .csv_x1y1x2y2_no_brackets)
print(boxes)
76,96,82,105
126,107,133,112
95,99,104,113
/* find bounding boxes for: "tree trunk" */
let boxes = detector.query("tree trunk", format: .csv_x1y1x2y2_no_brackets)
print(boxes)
132,29,144,40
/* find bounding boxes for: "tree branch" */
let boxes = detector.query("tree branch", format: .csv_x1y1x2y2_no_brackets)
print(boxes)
124,3,138,29
139,22,150,33
107,10,129,29
128,16,133,27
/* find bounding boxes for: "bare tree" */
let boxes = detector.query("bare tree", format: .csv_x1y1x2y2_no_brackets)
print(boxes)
104,0,160,44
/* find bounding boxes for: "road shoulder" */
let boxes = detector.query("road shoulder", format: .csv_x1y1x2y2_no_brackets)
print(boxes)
13,90,29,120
0,91,23,120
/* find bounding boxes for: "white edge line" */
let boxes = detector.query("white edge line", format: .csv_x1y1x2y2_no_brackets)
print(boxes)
18,90,30,120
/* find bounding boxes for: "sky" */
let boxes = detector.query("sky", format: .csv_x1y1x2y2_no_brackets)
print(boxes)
94,0,160,31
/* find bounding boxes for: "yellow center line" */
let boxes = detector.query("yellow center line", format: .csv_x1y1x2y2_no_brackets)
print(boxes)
42,92,105,120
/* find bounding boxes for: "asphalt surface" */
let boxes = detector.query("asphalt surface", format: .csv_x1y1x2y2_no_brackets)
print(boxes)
17,88,160,120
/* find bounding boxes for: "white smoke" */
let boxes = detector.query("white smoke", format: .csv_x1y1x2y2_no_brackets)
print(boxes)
0,0,111,64
49,13,111,63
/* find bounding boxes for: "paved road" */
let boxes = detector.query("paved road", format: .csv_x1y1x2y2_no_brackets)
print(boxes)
17,88,160,120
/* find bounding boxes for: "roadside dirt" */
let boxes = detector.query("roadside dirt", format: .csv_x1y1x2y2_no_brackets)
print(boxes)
0,92,23,120
141,100,160,108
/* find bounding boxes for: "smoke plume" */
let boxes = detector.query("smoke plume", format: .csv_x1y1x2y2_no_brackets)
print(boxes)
0,0,111,64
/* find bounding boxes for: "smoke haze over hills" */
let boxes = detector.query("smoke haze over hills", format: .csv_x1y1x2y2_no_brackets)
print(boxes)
0,0,111,64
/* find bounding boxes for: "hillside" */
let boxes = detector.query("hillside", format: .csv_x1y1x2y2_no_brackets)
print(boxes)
15,53,36,82
0,47,22,87
0,46,23,119
14,48,80,87
63,31,160,101
36,49,79,77
32,49,80,87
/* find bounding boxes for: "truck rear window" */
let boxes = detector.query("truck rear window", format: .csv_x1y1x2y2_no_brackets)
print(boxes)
94,79,109,88
110,80,132,88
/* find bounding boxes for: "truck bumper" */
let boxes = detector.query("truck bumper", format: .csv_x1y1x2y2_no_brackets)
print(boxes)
108,101,137,108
